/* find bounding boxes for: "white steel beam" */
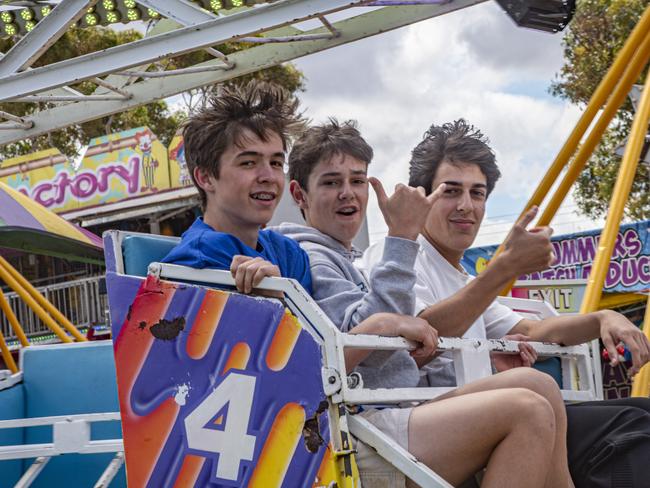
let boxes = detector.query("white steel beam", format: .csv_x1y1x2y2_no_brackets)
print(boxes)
136,0,217,25
0,110,33,128
0,0,365,100
0,0,97,77
14,457,51,488
94,452,125,488
349,415,453,488
0,0,486,144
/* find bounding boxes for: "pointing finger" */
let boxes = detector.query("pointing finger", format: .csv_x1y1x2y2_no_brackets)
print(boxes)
515,206,539,230
369,177,388,207
426,183,446,204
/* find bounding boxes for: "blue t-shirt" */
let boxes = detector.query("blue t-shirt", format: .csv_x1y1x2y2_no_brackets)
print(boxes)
161,218,312,294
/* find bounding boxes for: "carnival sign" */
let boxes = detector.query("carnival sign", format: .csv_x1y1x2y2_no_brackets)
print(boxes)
0,126,192,214
462,220,650,293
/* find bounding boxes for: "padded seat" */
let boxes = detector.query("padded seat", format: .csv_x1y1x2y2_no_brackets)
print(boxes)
0,341,125,487
121,234,179,277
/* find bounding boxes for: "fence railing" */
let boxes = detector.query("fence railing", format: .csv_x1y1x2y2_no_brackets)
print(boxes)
0,276,107,341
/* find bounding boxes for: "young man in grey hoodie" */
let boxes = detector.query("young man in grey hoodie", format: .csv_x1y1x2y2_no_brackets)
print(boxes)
276,119,443,390
276,119,575,488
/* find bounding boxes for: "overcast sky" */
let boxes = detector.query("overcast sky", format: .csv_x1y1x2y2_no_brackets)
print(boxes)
291,2,605,247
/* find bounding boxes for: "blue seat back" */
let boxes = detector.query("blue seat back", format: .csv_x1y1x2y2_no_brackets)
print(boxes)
0,381,25,485
20,341,125,487
122,234,179,277
534,358,563,388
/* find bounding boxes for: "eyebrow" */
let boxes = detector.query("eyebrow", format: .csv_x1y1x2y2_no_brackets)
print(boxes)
236,151,285,158
320,170,367,178
443,180,487,189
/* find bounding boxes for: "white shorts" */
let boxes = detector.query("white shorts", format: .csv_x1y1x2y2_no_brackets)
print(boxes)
353,407,412,488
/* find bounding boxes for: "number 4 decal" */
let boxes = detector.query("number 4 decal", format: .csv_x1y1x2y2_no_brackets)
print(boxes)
184,373,258,482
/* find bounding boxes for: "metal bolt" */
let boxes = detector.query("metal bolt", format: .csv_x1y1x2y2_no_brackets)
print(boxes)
328,375,336,384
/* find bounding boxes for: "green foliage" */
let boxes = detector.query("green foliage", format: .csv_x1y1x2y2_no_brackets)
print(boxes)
550,0,650,220
0,27,304,160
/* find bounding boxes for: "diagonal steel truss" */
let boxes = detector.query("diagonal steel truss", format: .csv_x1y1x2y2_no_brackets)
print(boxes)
0,0,487,146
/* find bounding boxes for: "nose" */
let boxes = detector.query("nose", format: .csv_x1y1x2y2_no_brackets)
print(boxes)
338,180,354,200
456,190,474,213
256,161,277,183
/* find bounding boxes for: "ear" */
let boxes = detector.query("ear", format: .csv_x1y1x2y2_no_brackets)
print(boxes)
289,180,309,210
193,167,216,192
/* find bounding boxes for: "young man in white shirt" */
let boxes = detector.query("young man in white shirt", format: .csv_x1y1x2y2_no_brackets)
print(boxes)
282,119,575,488
360,119,650,487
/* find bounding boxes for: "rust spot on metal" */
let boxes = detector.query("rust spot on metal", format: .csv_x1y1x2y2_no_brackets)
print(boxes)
150,317,185,341
302,401,327,453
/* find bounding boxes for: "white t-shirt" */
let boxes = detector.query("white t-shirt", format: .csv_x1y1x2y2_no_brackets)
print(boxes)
359,235,521,340
359,235,523,386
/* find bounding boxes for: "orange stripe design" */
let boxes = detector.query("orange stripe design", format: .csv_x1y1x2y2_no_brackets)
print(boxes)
248,403,306,488
222,342,251,374
265,312,301,371
173,454,205,488
186,290,228,360
114,276,179,488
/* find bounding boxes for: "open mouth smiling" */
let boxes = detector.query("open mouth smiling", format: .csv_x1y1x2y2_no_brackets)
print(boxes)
250,191,276,202
336,206,358,216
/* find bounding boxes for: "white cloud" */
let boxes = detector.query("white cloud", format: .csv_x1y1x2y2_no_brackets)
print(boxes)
292,2,601,245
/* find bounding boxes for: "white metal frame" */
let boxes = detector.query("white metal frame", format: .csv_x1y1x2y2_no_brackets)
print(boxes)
0,370,23,391
144,259,599,486
0,0,487,144
0,413,124,488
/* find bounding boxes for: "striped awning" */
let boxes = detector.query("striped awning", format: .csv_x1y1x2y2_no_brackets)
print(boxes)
0,182,103,264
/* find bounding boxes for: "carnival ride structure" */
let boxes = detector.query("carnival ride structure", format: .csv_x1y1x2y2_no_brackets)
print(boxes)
0,0,649,486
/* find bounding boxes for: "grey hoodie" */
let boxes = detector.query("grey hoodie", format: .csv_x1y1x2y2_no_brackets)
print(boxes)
273,222,421,390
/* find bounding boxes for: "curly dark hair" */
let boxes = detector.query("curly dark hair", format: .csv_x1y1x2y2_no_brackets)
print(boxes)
182,80,306,208
409,119,501,196
288,118,373,190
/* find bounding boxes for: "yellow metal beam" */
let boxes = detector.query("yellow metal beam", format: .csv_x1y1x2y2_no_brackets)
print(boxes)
498,26,650,296
0,262,73,344
0,328,18,373
0,288,29,347
493,5,650,293
0,256,86,342
536,31,650,227
598,292,647,310
502,5,650,228
580,72,650,314
631,294,650,397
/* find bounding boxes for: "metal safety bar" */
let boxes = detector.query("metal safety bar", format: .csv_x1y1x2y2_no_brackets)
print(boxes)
0,412,124,488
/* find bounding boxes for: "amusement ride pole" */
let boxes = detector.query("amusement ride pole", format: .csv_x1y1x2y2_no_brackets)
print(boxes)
490,5,650,293
534,31,650,228
0,256,86,342
631,293,650,397
0,288,29,347
0,263,73,343
579,71,650,314
0,328,18,373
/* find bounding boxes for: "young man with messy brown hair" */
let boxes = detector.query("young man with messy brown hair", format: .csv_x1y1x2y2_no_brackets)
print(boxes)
161,82,436,390
161,81,313,294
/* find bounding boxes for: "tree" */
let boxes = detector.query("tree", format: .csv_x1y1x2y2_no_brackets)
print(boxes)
0,26,304,160
166,41,304,115
550,0,650,220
